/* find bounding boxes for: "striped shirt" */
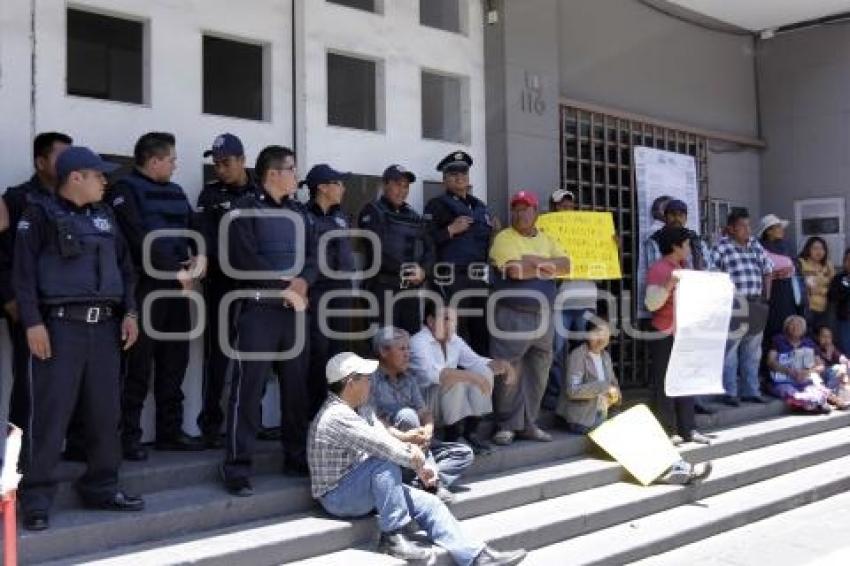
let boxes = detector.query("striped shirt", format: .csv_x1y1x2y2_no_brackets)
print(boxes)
307,394,414,498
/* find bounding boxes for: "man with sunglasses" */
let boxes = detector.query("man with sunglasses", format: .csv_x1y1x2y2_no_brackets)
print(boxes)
195,133,259,448
308,352,527,565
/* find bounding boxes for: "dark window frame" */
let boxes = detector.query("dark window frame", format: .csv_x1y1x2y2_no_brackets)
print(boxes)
202,33,269,122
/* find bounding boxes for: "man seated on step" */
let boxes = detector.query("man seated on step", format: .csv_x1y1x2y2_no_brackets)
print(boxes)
370,326,475,504
308,352,527,565
409,303,517,455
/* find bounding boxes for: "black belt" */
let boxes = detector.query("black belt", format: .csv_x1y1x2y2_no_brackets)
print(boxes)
47,304,117,324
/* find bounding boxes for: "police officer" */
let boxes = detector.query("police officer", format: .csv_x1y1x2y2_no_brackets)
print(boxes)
303,164,357,415
424,151,498,356
0,132,73,434
14,146,144,530
195,133,258,448
222,145,316,494
358,164,434,334
108,132,206,460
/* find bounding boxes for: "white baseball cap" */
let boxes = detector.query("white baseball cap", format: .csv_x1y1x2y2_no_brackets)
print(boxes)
326,352,379,385
551,189,575,203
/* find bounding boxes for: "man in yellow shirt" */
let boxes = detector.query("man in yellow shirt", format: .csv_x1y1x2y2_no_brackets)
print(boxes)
489,191,570,445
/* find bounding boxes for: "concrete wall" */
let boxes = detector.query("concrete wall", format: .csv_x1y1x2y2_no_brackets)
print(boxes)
297,0,486,212
757,21,850,250
486,0,763,225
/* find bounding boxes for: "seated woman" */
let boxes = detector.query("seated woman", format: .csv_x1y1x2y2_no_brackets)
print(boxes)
765,316,847,413
555,320,711,486
814,326,850,403
555,320,621,434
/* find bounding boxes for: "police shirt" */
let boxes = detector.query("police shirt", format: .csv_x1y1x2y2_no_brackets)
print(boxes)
13,197,137,329
196,176,259,266
357,196,434,278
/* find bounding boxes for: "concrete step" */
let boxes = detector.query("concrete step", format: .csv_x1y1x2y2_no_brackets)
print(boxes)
525,454,850,565
47,398,792,511
43,410,850,565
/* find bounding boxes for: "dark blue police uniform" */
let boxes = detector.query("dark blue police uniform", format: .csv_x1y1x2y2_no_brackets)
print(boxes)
109,169,199,454
0,176,53,432
305,199,356,413
14,176,140,522
195,175,258,442
358,188,434,334
223,189,317,482
424,151,494,355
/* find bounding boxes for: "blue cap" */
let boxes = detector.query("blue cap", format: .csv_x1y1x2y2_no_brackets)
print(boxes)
56,146,119,182
382,164,416,183
302,164,351,189
665,199,688,214
436,150,473,173
204,133,244,159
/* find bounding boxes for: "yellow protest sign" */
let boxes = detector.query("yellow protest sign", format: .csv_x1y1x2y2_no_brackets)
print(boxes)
536,211,622,280
588,404,682,486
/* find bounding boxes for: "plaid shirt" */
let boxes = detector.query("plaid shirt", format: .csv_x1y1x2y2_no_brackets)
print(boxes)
307,394,414,498
369,368,426,423
710,236,774,297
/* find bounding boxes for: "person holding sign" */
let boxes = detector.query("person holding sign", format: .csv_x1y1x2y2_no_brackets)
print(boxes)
489,191,570,446
645,226,711,445
542,189,598,411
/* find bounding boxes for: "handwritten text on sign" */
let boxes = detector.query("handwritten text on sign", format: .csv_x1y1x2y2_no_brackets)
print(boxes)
537,211,622,280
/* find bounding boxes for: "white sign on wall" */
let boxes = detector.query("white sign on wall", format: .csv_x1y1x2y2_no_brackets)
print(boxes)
634,146,701,318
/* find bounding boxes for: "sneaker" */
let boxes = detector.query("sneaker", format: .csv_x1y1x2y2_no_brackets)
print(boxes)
473,545,528,565
492,430,515,446
517,426,553,442
690,461,713,483
669,434,684,446
658,460,693,485
220,465,254,497
434,485,456,504
377,530,433,561
687,430,712,445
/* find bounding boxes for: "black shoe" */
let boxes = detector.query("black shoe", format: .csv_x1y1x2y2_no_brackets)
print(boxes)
742,395,768,404
257,426,282,441
62,447,87,462
694,403,716,415
220,465,254,497
377,530,433,561
203,433,224,450
473,545,528,566
122,442,149,462
721,395,741,407
464,433,493,456
283,455,309,477
154,432,205,452
23,511,49,531
83,491,145,512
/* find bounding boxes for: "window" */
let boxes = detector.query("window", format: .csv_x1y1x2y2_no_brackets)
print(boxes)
327,0,381,13
423,181,445,204
327,53,383,132
66,8,145,104
421,71,469,143
420,0,466,34
203,35,267,121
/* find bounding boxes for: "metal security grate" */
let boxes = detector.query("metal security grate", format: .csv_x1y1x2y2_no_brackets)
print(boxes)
559,104,708,388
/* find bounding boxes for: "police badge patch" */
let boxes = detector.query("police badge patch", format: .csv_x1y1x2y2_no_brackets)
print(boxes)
93,217,112,232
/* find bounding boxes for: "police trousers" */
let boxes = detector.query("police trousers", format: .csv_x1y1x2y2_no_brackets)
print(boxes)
21,318,122,513
223,301,310,480
121,278,191,445
197,270,236,436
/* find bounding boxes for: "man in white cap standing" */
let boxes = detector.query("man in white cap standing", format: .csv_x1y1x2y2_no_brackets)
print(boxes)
308,352,527,565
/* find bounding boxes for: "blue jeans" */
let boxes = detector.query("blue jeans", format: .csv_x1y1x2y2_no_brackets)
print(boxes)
392,408,473,488
836,320,850,362
320,458,484,566
722,332,763,398
544,309,592,410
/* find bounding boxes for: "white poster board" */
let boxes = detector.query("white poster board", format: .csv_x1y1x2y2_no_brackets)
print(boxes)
634,146,701,318
665,271,734,397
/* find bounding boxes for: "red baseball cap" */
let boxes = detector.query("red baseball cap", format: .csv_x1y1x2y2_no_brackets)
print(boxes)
510,190,539,208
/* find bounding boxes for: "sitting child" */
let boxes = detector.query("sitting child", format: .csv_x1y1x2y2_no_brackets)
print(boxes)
814,326,850,404
555,321,621,434
765,316,847,413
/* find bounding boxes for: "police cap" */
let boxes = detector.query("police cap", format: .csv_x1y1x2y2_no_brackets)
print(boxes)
436,151,473,174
